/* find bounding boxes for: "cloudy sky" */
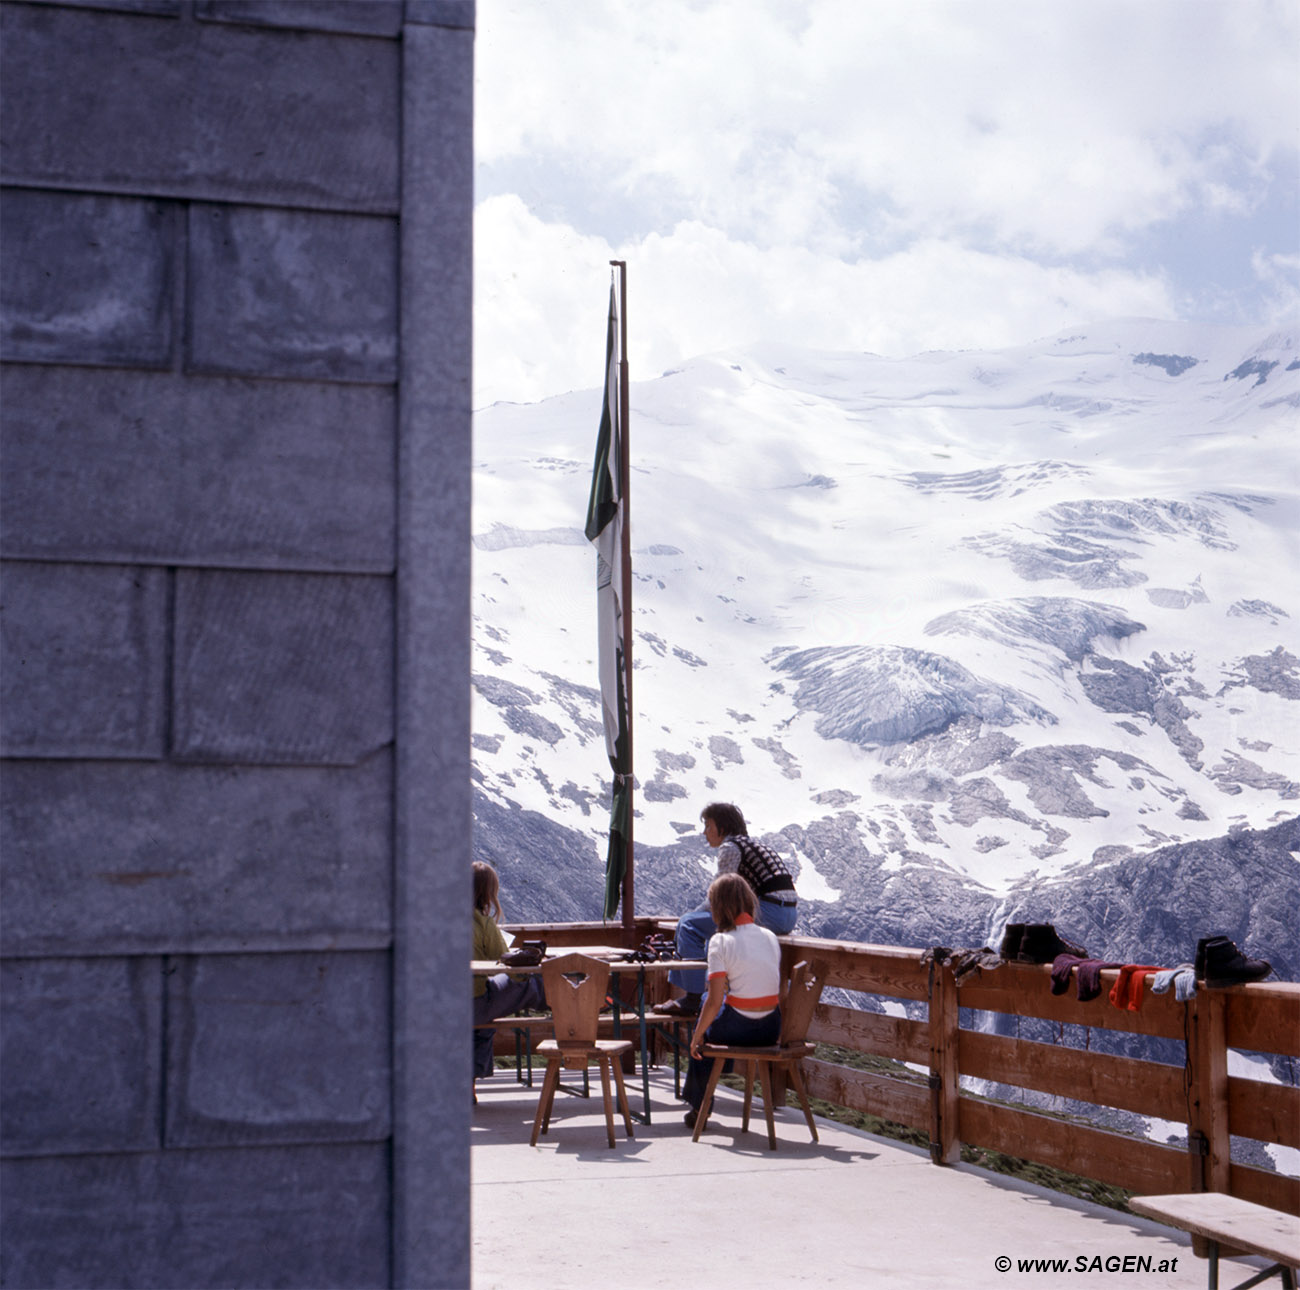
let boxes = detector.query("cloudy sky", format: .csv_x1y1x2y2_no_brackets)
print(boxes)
473,0,1299,408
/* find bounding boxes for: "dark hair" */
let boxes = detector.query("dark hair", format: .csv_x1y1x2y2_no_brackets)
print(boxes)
472,861,501,919
707,872,756,931
700,802,747,837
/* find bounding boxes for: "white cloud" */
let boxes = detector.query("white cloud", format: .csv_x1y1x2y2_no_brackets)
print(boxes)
477,0,1299,256
1251,249,1300,322
474,196,1176,406
473,0,1298,404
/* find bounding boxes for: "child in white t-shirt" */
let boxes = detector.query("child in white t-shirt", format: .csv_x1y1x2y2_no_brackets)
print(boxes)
681,873,782,1126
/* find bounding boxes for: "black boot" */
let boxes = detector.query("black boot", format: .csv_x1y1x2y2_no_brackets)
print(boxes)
999,924,1025,959
1203,938,1271,989
1194,935,1230,979
1017,923,1087,964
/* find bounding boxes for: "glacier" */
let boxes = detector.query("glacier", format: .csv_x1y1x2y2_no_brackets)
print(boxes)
471,318,1299,981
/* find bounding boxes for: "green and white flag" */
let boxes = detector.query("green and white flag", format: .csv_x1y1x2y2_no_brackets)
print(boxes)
585,279,630,919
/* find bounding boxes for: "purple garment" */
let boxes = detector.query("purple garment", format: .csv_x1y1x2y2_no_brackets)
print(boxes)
1050,954,1088,995
1051,954,1123,1001
1076,959,1124,1001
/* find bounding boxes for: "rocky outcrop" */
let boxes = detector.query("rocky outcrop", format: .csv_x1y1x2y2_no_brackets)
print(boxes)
926,597,1145,667
998,816,1299,983
774,645,1053,747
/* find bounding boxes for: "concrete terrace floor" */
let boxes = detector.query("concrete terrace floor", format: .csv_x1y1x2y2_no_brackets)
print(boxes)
471,1066,1274,1290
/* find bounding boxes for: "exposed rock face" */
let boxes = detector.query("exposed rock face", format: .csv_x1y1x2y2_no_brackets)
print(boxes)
1133,353,1199,377
1000,745,1145,819
900,461,1088,499
1229,599,1289,624
926,597,1145,667
1221,647,1300,700
997,816,1299,985
965,498,1236,589
474,793,607,923
1208,752,1299,797
1080,657,1204,767
1225,358,1278,387
708,736,743,767
773,645,1053,747
965,530,1148,589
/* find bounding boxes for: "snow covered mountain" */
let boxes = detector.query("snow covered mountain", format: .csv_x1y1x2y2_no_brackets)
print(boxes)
471,319,1299,978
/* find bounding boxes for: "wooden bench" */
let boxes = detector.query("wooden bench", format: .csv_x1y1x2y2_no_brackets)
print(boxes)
476,1015,552,1085
1128,1193,1299,1290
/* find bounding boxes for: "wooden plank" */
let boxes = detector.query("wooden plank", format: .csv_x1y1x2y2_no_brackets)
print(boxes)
958,968,1187,1040
807,1002,930,1065
1227,1076,1300,1151
930,963,960,1163
1229,1162,1300,1218
1189,989,1231,1194
1226,984,1300,1058
800,1056,929,1133
782,937,931,1001
500,921,616,934
1129,1191,1300,1260
959,1030,1186,1122
959,1099,1187,1196
500,922,635,948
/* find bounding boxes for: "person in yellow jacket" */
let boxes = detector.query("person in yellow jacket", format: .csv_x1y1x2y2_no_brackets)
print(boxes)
473,862,544,1080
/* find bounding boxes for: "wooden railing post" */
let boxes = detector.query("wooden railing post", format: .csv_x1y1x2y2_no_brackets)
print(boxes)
1186,987,1231,1257
928,962,961,1164
1187,988,1230,1194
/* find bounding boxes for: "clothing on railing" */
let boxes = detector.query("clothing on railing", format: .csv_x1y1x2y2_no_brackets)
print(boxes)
1050,954,1123,1001
920,945,1004,985
1150,963,1198,1002
1109,964,1163,1011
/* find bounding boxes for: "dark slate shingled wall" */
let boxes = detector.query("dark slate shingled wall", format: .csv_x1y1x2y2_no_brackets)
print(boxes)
0,2,474,1286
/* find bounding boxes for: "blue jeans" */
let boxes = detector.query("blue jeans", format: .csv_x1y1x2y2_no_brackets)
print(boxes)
758,896,798,937
668,897,798,995
472,973,545,1079
682,1004,782,1111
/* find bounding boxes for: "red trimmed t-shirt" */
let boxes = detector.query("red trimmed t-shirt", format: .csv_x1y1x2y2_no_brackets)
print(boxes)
706,915,781,1018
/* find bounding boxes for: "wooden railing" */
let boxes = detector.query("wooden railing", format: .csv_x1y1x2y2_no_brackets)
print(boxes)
500,920,1299,1218
785,934,1300,1219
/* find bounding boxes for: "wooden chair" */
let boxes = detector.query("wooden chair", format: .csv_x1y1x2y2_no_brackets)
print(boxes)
529,953,635,1149
692,958,827,1150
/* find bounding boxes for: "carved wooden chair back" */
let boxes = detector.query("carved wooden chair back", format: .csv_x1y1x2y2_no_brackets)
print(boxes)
779,958,827,1047
540,952,610,1055
529,953,634,1148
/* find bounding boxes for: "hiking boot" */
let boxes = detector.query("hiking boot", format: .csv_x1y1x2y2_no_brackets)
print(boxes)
1016,923,1087,964
999,924,1025,959
1195,936,1221,978
657,993,701,1017
1203,938,1271,989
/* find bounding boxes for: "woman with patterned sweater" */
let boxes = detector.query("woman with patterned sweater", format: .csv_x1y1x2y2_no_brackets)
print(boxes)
661,801,798,1015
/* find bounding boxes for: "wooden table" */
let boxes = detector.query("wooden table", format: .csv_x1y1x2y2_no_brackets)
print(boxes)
472,948,705,1123
1128,1193,1299,1290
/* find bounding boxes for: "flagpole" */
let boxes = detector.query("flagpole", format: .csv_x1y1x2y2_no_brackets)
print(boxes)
611,259,635,937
